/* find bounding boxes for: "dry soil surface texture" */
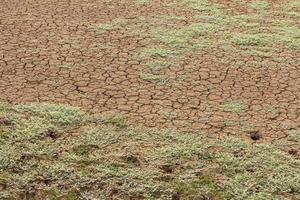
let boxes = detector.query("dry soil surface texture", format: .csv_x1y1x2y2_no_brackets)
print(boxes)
0,0,300,143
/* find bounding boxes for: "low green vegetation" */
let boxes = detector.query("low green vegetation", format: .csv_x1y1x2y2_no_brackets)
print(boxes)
135,0,299,84
162,111,177,120
220,101,246,113
139,73,170,84
250,0,270,10
136,0,151,5
94,23,114,34
0,103,299,199
180,0,222,14
145,61,178,74
285,0,300,11
58,63,73,69
233,34,268,46
94,18,127,34
266,105,277,113
14,103,86,125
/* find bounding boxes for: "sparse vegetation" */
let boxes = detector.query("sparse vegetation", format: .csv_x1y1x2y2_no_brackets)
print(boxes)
136,0,151,5
250,0,270,10
94,18,127,34
0,103,299,199
59,63,73,69
266,105,277,113
162,111,177,120
94,23,114,34
14,103,86,125
145,61,178,74
220,101,246,113
139,72,169,84
135,0,299,84
233,34,268,46
180,0,222,14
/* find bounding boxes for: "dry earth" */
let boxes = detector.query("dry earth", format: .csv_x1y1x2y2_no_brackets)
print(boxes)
0,0,300,143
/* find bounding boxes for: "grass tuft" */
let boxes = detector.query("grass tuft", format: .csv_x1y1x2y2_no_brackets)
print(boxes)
139,73,169,84
220,102,246,113
250,0,270,10
94,23,114,34
14,103,86,125
136,0,151,5
232,34,270,46
139,48,177,58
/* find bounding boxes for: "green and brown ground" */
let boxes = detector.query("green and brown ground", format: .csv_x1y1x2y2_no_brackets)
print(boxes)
0,0,300,199
1,0,300,140
0,102,299,199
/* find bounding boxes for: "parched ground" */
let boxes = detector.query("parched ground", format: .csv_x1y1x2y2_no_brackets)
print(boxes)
1,0,300,142
0,0,300,199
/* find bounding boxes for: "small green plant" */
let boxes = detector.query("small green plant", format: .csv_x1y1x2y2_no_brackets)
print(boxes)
101,114,128,128
94,18,127,35
0,144,19,170
181,0,222,15
139,48,177,58
220,102,246,113
233,34,267,46
289,130,300,142
139,72,167,83
136,0,151,5
285,0,300,11
151,23,217,48
145,61,177,74
14,103,86,125
59,64,73,69
272,21,300,49
162,111,177,120
266,105,277,113
250,0,270,10
95,23,114,34
246,48,274,58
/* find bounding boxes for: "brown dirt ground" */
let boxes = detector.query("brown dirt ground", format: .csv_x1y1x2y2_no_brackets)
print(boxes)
0,0,299,144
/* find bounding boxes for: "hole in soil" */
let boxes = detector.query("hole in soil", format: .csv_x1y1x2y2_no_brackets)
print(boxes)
157,174,173,182
45,129,60,140
288,149,298,156
159,164,175,173
171,192,181,200
20,153,34,161
73,145,98,155
197,193,214,200
43,179,51,186
122,154,140,166
19,188,37,200
233,149,246,157
0,116,13,126
250,132,261,141
246,168,255,173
